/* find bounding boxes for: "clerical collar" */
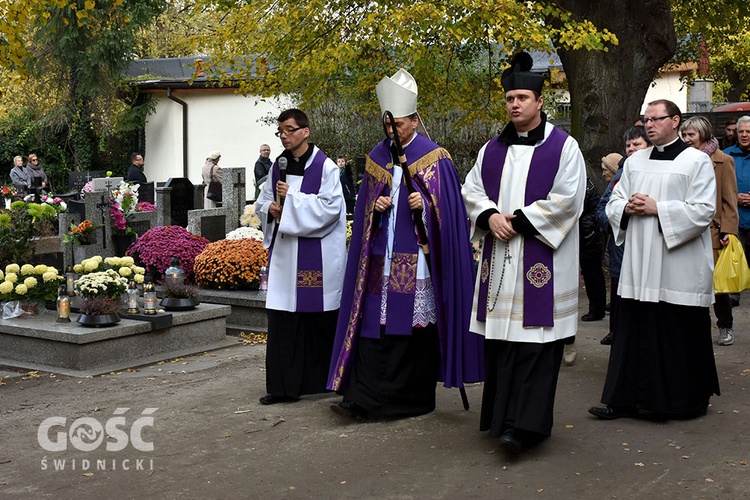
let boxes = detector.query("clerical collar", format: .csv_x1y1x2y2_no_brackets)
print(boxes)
280,143,314,175
497,112,547,146
401,131,417,148
650,137,688,161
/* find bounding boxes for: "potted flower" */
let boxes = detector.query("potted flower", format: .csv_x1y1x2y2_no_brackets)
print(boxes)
64,220,97,245
1,185,18,209
194,238,268,290
129,226,209,282
0,263,63,318
74,269,129,326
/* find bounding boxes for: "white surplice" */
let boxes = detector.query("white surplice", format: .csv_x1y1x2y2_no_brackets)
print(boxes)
462,123,586,343
606,145,716,307
256,146,347,312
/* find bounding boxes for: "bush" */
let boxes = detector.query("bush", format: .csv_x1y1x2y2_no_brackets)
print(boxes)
194,239,268,291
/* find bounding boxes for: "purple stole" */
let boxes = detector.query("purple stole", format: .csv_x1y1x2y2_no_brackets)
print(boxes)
476,127,567,327
358,150,423,338
269,151,327,312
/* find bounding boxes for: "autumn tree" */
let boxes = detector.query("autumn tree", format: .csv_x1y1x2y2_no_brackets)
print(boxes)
672,0,750,103
184,0,618,170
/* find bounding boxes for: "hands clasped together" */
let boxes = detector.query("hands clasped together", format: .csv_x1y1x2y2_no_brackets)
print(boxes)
624,193,657,216
374,192,424,213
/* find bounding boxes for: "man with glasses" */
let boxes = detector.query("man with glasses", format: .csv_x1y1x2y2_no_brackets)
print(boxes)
589,99,720,421
725,115,750,309
126,152,147,183
254,144,272,199
255,108,347,406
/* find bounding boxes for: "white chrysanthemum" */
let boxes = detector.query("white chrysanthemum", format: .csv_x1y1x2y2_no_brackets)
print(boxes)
42,272,57,283
226,226,264,241
5,264,19,274
5,273,18,283
134,266,145,275
92,255,103,263
14,284,28,295
73,264,83,273
23,277,37,288
119,267,132,277
34,264,48,275
122,256,135,266
0,270,5,281
0,281,13,294
20,264,35,275
47,266,59,275
134,274,145,284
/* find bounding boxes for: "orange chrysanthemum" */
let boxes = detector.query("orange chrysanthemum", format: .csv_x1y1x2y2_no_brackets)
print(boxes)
193,238,268,290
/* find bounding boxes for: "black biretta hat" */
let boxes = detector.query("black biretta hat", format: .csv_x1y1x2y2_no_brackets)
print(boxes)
501,51,546,94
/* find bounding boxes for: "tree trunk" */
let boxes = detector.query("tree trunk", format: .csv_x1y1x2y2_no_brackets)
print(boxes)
547,0,677,189
725,66,750,103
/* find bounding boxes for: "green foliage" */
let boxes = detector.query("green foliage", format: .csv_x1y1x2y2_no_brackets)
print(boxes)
0,209,37,267
672,0,750,102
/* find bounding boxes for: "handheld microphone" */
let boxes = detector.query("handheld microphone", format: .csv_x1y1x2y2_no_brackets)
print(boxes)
278,157,287,183
276,157,288,223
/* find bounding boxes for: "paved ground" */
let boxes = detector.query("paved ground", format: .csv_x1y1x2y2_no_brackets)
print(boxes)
2,291,750,499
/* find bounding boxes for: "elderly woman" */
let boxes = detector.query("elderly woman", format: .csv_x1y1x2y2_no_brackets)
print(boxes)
681,115,739,346
601,153,622,183
10,156,29,189
201,151,222,208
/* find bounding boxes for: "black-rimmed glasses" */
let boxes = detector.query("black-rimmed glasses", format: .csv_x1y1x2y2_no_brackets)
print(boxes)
275,127,303,137
642,115,674,124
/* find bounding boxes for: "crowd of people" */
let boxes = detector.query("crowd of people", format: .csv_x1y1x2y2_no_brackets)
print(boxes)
254,51,750,458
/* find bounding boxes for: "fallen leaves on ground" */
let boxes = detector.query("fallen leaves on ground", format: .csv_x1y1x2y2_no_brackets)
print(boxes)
239,332,267,345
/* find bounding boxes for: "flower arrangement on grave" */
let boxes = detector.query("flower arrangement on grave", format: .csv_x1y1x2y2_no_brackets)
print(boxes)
0,263,63,302
80,180,93,198
240,204,262,229
64,220,97,245
1,185,18,200
137,201,157,212
193,238,268,290
0,210,36,265
128,226,209,282
112,181,139,213
74,269,129,315
39,194,67,214
226,226,264,241
8,199,60,236
109,201,137,238
73,256,146,285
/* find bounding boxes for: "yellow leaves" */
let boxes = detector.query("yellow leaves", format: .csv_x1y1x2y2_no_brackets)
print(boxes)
84,0,95,10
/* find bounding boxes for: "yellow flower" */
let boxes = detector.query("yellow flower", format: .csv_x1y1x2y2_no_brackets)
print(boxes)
14,284,28,295
5,272,17,283
0,281,13,294
134,274,144,284
0,270,4,281
23,277,37,288
5,264,19,274
122,256,135,266
42,272,57,283
119,267,132,277
34,264,49,275
20,264,35,275
47,266,59,275
83,260,99,272
134,266,145,275
73,264,83,273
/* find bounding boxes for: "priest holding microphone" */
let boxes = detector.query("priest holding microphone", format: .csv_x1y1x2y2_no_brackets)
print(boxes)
255,108,347,405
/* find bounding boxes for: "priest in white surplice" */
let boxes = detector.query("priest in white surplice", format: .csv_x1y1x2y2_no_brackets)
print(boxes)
462,52,586,454
589,99,720,421
256,108,347,405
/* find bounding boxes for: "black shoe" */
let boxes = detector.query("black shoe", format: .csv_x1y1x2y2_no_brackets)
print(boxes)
581,313,605,322
330,401,368,419
498,428,524,455
259,394,299,405
588,406,634,420
600,332,613,345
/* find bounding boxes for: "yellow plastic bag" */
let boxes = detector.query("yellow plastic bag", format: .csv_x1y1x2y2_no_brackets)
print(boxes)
714,234,750,293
